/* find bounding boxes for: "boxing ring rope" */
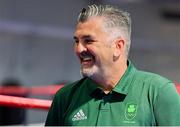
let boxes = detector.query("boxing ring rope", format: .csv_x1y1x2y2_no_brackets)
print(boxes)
0,85,64,95
0,83,179,110
0,95,51,110
0,84,64,110
175,82,180,94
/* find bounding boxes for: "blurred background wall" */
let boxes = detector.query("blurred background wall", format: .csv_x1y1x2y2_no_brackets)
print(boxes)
0,0,179,124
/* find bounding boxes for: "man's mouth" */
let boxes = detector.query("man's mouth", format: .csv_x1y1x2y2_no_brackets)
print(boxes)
79,52,95,67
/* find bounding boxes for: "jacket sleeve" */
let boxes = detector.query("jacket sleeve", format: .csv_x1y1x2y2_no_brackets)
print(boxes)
45,93,63,126
154,82,180,126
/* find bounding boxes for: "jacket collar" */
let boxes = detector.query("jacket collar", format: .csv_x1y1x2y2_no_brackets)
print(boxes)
85,60,137,95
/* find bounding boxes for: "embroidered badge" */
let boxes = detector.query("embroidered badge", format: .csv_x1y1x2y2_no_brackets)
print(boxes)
125,103,138,121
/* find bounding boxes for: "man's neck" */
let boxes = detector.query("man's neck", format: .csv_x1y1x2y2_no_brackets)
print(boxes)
95,60,128,93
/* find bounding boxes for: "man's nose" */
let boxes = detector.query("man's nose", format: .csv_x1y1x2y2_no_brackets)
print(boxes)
75,42,87,54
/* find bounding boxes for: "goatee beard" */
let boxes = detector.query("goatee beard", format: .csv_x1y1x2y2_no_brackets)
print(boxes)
80,65,104,83
80,67,94,78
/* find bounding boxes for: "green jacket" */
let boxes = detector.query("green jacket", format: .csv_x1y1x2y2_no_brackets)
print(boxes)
45,61,180,126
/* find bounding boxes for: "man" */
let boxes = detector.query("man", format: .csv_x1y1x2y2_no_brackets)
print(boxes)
45,4,180,126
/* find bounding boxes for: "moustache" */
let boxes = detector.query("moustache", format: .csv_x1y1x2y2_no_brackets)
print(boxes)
79,51,94,59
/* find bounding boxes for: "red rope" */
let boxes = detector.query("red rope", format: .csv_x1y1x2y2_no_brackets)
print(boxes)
0,85,64,95
175,82,180,94
0,95,51,110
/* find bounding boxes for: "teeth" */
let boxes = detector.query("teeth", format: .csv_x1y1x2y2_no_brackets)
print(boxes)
83,57,91,61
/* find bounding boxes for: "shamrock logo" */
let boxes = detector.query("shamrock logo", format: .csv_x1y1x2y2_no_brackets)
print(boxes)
125,103,138,120
127,105,136,113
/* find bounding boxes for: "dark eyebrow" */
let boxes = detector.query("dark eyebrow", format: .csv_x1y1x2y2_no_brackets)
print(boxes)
82,35,94,40
73,35,94,40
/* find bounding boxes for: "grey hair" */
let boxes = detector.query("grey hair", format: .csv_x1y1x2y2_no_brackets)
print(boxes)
77,4,131,57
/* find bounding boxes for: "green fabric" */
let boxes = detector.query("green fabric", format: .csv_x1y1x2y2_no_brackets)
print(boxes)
45,61,180,126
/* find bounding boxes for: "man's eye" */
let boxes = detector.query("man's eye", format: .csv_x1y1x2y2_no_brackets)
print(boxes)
84,39,94,44
74,40,79,44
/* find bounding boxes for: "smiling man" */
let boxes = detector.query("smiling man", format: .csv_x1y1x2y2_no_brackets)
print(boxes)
45,4,180,126
73,15,128,93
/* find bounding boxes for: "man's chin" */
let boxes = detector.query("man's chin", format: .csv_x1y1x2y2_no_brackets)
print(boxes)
80,68,94,78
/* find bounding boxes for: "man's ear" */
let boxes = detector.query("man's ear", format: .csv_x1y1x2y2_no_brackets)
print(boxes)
113,39,125,57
